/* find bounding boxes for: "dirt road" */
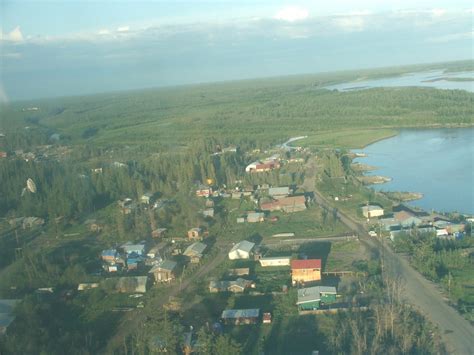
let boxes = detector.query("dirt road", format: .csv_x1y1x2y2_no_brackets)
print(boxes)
304,157,474,354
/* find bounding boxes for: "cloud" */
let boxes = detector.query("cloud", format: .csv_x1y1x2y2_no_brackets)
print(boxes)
274,6,309,22
116,26,130,33
0,52,22,59
428,31,473,43
431,8,447,17
332,16,367,32
0,26,24,42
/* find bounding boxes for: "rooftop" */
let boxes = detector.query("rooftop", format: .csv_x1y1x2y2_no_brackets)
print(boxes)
183,242,207,257
230,240,255,253
297,286,337,304
291,259,321,270
221,308,260,319
149,260,177,273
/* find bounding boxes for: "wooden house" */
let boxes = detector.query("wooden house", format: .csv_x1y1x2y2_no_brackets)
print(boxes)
183,242,207,263
149,260,177,283
221,309,260,325
261,196,306,213
187,228,203,241
291,259,322,285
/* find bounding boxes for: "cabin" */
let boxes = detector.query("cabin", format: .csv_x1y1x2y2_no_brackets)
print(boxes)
228,240,256,260
183,242,207,263
268,186,290,198
259,256,291,267
291,259,322,285
187,228,203,241
296,286,337,311
361,205,384,219
221,309,260,325
247,212,265,223
149,260,177,283
140,192,154,204
261,196,306,213
202,209,214,218
0,299,19,335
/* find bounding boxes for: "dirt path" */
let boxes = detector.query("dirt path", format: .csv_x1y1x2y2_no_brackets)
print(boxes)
304,157,474,354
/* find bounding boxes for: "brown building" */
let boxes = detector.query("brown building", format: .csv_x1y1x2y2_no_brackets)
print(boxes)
291,259,322,285
261,195,306,213
187,227,203,241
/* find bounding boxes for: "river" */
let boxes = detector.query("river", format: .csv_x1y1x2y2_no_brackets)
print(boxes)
325,70,474,92
354,128,474,215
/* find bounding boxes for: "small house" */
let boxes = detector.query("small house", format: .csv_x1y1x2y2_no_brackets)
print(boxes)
183,242,207,263
296,286,337,311
228,240,256,260
228,268,250,276
259,256,291,267
260,196,306,213
247,212,265,223
203,209,214,218
291,259,322,285
263,312,272,324
77,283,99,291
187,228,203,241
147,246,162,259
221,309,260,325
361,205,384,219
140,192,153,205
149,260,177,283
85,219,102,232
205,199,215,208
236,217,245,223
152,228,167,238
101,249,119,263
22,217,45,229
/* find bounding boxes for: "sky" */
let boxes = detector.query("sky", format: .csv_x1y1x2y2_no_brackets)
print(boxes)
0,0,472,101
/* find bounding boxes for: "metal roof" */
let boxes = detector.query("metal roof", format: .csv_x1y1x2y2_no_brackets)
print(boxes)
149,260,177,273
297,286,337,304
269,187,290,195
230,240,255,253
291,259,321,269
221,308,260,319
183,242,207,257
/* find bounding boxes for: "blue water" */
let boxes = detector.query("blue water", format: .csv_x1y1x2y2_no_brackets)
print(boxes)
354,128,474,214
325,70,474,92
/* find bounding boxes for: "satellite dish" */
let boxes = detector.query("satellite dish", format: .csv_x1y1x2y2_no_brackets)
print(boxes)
26,178,37,193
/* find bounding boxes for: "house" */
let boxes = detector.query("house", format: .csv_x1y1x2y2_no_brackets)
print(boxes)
77,283,99,291
296,286,337,311
205,199,215,208
183,242,207,263
247,212,265,223
361,205,384,219
121,241,146,256
0,299,20,335
379,217,399,231
291,259,322,285
394,211,423,228
147,246,162,259
221,309,260,325
140,192,153,204
259,256,291,267
106,276,148,293
196,185,212,198
268,187,290,198
22,217,45,229
91,167,103,173
101,249,119,263
236,217,246,223
152,228,167,238
245,159,281,173
187,227,203,240
261,196,306,213
209,278,254,293
149,260,177,283
228,240,256,260
0,151,7,158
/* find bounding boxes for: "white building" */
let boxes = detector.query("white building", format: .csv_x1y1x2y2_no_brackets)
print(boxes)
361,205,384,219
259,256,291,267
228,240,256,260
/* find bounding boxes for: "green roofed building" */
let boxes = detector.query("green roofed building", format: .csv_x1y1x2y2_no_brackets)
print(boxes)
296,286,337,311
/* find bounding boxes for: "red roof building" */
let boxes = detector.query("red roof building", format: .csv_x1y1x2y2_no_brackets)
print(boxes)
291,259,322,285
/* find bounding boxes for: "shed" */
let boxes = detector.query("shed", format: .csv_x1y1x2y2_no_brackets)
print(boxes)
297,286,337,310
152,228,167,238
203,209,214,218
141,192,153,204
149,260,177,283
228,240,256,260
101,249,119,263
209,278,253,293
221,309,260,325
